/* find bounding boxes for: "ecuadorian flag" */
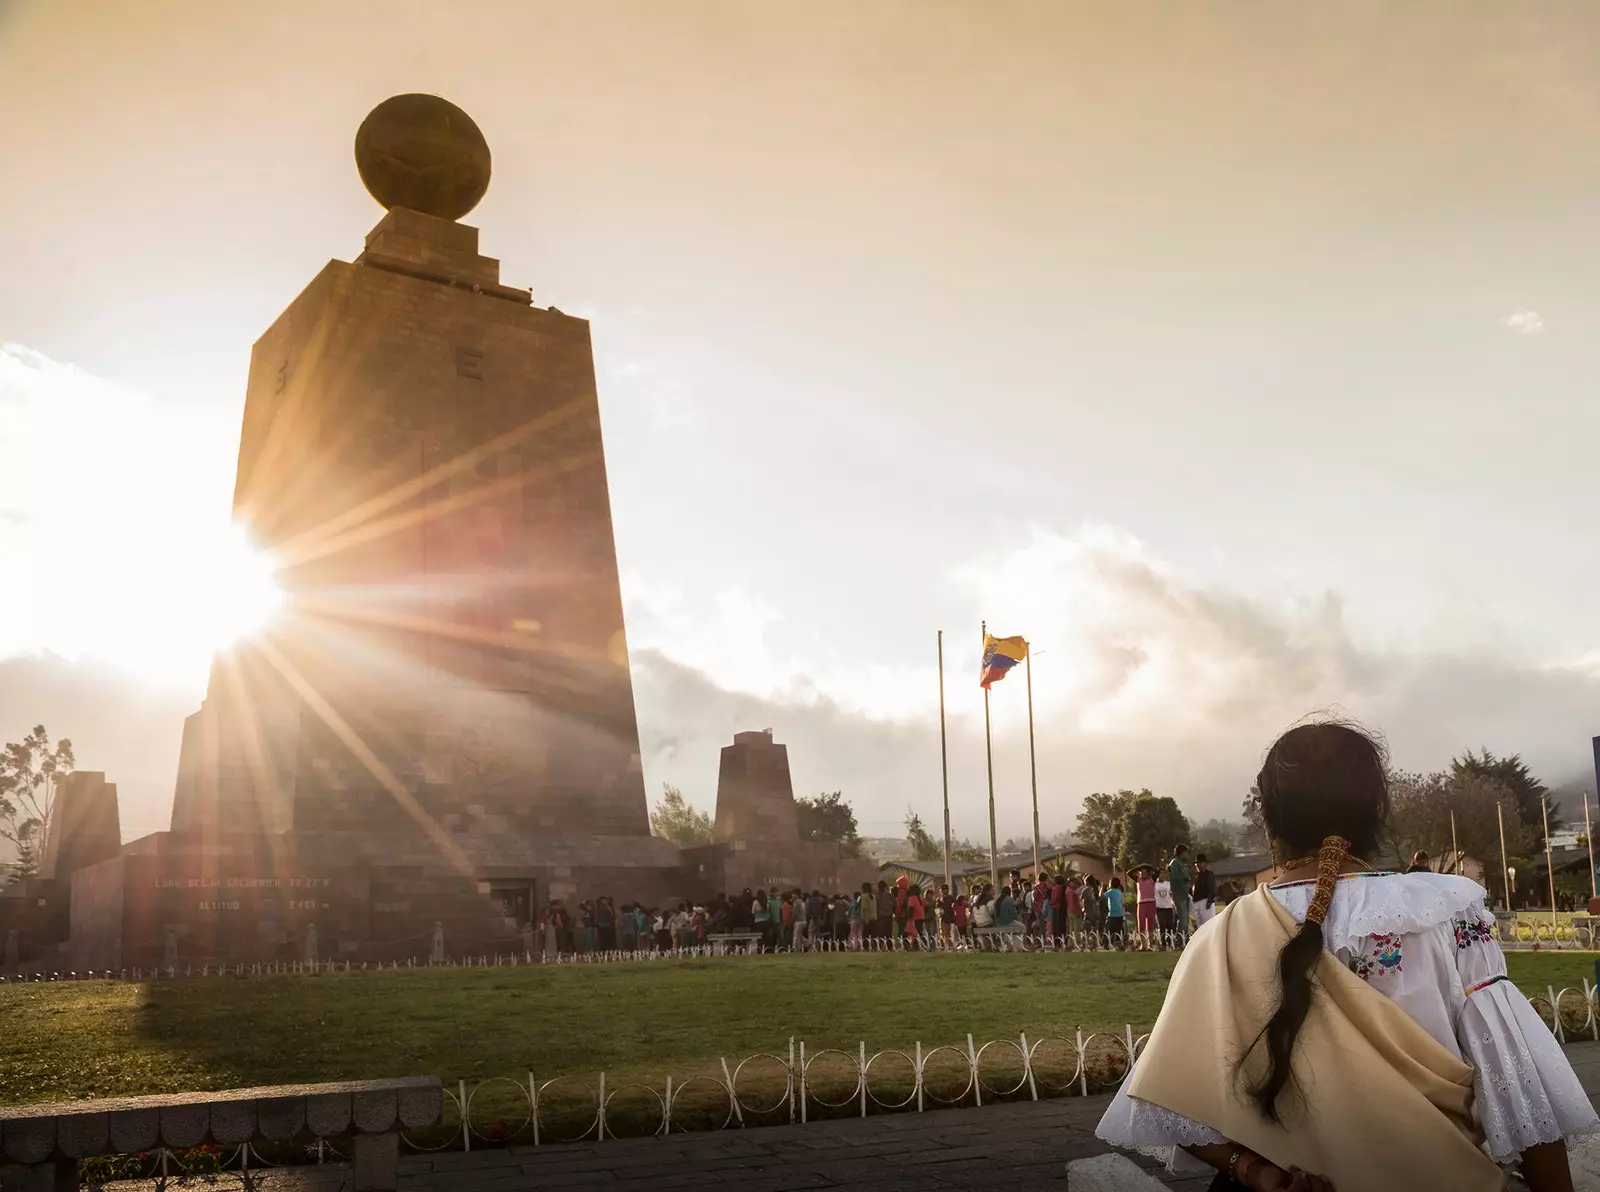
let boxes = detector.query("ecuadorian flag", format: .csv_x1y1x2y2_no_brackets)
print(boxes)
980,634,1028,689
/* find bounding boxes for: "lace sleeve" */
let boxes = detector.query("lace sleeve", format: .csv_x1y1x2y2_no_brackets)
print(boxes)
1094,1061,1222,1176
1451,914,1599,1162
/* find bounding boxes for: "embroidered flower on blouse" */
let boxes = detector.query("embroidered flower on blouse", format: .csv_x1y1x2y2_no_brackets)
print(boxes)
1453,917,1494,950
1350,933,1404,980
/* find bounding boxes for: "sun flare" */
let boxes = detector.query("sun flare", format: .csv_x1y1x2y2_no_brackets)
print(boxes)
193,524,287,652
0,345,294,690
83,522,286,688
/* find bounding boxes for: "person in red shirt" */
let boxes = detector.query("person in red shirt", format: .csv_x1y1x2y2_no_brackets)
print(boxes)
904,885,926,942
1133,866,1159,935
1064,876,1084,938
779,892,795,951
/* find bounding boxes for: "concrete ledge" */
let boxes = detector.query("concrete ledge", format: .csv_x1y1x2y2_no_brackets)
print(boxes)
1066,1154,1167,1190
0,1077,442,1192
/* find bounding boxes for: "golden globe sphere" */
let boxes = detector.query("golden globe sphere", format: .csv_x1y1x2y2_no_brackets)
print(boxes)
354,94,491,222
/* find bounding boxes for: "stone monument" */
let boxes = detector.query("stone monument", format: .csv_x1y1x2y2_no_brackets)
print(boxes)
712,730,802,842
38,772,121,881
65,95,686,970
686,730,877,896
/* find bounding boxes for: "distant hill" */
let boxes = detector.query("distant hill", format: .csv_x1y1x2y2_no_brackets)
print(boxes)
1550,774,1596,827
861,836,911,863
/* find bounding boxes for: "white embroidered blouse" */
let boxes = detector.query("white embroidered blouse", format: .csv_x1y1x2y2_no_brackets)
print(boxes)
1096,871,1599,1173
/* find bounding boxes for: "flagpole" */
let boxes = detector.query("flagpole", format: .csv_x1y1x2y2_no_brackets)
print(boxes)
982,621,998,891
1025,647,1039,876
1497,801,1511,916
1450,808,1460,876
1543,794,1557,930
1585,793,1596,902
937,630,952,891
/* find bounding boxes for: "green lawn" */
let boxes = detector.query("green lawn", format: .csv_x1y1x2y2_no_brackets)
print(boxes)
0,950,1592,1116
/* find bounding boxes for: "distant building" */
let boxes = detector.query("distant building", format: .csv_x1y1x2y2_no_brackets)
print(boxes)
1206,853,1276,896
876,845,1112,893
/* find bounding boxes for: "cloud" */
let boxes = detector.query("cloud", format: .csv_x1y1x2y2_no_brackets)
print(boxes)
0,344,242,686
1501,311,1545,335
622,525,1600,839
602,356,701,431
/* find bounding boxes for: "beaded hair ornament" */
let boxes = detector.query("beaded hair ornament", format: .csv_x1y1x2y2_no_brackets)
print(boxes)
1303,835,1351,926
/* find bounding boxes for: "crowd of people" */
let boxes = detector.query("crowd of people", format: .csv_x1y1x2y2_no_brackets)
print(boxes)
530,845,1224,956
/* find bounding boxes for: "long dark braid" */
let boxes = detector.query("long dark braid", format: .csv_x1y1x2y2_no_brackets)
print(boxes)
1239,719,1389,1123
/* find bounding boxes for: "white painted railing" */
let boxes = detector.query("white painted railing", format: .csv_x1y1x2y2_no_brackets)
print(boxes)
406,1025,1155,1152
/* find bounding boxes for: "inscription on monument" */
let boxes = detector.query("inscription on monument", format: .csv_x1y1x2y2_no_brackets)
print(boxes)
157,877,335,889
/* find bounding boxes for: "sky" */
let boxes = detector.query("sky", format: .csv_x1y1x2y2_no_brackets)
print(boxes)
2,0,1599,846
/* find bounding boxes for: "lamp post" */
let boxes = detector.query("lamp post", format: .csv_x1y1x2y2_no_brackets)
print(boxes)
1498,801,1513,917
1542,795,1558,931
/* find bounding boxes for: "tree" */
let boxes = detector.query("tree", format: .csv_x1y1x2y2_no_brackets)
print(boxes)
1192,837,1234,861
1384,769,1452,867
1076,790,1147,859
1193,818,1249,850
1385,768,1535,876
649,785,712,847
1451,749,1554,833
0,726,74,883
795,791,862,856
1117,794,1191,872
1040,856,1082,880
951,838,988,864
904,809,942,862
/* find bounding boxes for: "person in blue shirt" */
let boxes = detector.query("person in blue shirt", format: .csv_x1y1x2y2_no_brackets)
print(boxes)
1103,877,1127,947
990,883,1029,948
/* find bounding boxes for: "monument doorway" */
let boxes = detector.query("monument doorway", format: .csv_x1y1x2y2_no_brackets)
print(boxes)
491,882,534,927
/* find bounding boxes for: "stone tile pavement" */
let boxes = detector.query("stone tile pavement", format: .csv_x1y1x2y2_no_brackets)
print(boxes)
113,1043,1600,1192
401,1094,1203,1192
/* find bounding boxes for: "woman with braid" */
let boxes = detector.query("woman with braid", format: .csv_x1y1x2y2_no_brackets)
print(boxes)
1096,719,1596,1191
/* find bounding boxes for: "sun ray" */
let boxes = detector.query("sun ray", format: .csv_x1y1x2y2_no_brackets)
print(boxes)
215,648,301,885
266,397,592,565
290,591,606,667
250,637,478,879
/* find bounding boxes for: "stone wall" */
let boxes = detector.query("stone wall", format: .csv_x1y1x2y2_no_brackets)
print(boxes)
65,856,125,970
64,828,691,968
684,840,878,899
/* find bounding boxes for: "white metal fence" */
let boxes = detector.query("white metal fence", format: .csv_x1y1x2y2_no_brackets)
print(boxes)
411,981,1600,1151
0,927,1198,982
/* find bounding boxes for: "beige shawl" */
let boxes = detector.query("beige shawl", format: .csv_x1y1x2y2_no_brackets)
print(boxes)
1127,883,1505,1191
